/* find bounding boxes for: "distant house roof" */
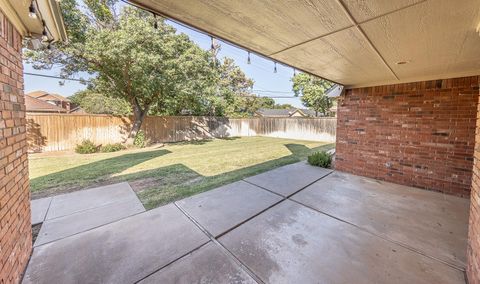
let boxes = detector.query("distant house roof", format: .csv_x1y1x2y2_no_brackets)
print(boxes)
69,106,86,114
325,84,344,98
27,91,71,102
256,108,326,117
25,95,68,113
256,108,295,117
297,109,322,117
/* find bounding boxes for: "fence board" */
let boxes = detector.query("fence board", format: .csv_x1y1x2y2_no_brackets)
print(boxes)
26,114,336,152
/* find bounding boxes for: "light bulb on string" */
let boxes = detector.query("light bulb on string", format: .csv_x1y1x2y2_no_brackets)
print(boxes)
274,62,277,73
153,14,158,29
247,52,251,64
41,21,48,42
28,1,37,19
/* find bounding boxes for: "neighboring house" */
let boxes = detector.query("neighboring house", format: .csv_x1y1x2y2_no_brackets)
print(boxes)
27,90,72,111
255,108,296,117
25,95,68,113
69,106,87,114
256,108,326,118
257,86,344,118
296,109,325,117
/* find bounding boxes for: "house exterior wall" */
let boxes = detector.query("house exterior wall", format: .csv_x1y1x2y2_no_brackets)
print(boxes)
336,76,479,197
468,85,480,284
0,10,32,283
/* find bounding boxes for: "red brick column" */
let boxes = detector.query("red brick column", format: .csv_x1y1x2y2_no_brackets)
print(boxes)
336,76,479,197
0,10,32,283
468,79,480,283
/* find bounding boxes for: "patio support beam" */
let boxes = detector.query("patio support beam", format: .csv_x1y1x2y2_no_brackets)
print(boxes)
334,0,399,81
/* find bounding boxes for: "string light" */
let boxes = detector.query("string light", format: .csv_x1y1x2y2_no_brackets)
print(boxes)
210,36,215,50
118,0,337,85
41,20,48,42
28,1,37,19
153,14,158,29
247,51,251,64
274,62,277,73
293,68,296,76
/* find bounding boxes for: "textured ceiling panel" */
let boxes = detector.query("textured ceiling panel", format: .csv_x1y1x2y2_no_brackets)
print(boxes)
138,0,352,55
342,0,425,23
272,27,395,86
360,0,480,84
132,0,480,87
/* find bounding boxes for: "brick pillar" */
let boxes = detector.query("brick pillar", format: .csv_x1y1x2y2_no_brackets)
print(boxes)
0,10,32,284
467,77,480,283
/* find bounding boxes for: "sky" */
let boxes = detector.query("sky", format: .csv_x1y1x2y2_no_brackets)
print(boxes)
23,8,304,108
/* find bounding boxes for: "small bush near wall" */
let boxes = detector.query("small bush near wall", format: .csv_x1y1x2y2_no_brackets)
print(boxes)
100,143,126,153
75,140,98,154
308,151,332,168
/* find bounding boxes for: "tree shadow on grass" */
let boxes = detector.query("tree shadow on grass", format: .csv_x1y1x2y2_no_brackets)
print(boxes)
132,143,334,209
31,142,334,206
27,119,47,153
30,149,171,199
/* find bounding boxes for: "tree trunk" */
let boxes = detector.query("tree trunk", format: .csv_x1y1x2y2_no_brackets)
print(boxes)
125,99,148,145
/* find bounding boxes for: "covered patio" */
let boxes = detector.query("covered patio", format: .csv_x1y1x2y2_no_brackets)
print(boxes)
0,0,479,283
24,162,468,283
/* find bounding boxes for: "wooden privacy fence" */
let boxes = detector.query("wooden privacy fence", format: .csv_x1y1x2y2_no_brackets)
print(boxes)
26,114,337,152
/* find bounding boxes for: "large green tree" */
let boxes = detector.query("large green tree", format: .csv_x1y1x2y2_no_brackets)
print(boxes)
25,1,218,143
292,73,334,117
272,103,295,109
26,0,270,136
70,90,131,115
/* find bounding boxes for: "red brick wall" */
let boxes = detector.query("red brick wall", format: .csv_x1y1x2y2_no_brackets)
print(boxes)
0,10,32,284
336,76,479,197
467,87,480,283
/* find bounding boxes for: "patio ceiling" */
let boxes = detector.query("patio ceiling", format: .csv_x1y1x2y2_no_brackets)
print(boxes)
129,0,480,88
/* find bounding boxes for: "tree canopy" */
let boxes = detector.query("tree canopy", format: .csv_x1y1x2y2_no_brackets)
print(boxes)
70,90,131,115
24,0,265,142
292,73,334,117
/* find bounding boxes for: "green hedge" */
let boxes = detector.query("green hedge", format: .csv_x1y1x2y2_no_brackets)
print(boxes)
307,151,332,168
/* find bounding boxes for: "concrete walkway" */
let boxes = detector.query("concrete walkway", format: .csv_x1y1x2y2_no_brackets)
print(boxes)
24,162,469,284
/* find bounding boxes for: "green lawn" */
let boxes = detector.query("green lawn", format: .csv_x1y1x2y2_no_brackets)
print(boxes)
29,136,334,209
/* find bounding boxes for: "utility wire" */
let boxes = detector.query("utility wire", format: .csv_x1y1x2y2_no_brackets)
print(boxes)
24,72,85,82
24,72,300,98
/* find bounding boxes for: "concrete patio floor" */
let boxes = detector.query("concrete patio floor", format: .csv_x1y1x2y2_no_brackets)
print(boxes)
24,162,469,284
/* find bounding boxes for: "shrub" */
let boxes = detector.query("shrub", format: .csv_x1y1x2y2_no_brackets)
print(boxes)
133,130,147,148
307,151,332,168
100,143,126,153
75,140,98,154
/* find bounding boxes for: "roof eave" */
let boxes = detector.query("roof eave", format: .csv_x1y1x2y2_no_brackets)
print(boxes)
0,0,67,42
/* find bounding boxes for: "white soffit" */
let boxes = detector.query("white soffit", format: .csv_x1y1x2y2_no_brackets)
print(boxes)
132,0,480,88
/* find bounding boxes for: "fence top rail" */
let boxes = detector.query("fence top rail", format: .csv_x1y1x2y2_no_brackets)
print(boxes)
26,113,337,120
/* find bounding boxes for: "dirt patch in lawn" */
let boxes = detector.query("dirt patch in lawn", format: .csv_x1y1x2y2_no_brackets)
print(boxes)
129,177,162,193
